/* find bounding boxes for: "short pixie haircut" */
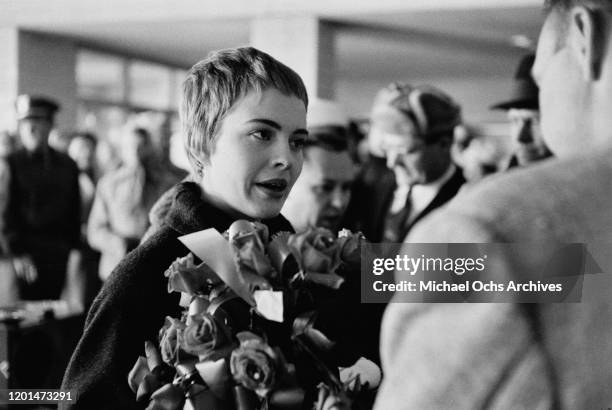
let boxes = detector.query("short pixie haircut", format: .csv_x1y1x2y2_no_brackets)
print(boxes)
181,47,309,174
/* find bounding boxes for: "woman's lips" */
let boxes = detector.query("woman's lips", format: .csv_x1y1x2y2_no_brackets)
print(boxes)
254,178,289,198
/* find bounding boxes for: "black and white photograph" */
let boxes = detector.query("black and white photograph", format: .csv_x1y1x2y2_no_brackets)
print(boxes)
1,0,612,408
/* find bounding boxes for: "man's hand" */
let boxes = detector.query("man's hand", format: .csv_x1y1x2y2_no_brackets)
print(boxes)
12,255,38,284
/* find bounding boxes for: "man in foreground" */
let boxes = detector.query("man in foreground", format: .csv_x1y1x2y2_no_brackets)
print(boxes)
375,0,612,407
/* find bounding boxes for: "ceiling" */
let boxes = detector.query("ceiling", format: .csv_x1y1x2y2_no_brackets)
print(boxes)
2,0,544,74
1,0,545,120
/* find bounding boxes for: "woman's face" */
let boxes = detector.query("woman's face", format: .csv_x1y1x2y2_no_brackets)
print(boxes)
200,88,308,220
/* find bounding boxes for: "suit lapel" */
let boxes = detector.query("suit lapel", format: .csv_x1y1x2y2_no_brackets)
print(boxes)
403,168,465,237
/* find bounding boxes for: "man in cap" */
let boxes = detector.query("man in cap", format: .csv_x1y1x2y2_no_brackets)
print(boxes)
282,98,358,233
1,95,80,300
491,53,552,167
352,83,465,243
374,0,612,407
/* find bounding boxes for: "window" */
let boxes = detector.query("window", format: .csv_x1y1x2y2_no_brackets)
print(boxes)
128,61,172,110
76,51,125,103
75,49,188,170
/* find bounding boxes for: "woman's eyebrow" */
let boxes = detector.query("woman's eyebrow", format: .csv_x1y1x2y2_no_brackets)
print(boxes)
246,118,308,135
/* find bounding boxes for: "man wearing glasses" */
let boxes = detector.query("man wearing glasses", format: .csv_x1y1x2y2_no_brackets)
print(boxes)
364,83,466,243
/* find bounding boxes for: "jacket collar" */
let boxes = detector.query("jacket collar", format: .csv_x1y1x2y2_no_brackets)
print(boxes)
165,181,294,236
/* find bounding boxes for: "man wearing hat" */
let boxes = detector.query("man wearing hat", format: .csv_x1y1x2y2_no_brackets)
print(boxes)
491,53,552,167
351,83,466,243
375,0,612,406
282,98,358,233
1,95,81,300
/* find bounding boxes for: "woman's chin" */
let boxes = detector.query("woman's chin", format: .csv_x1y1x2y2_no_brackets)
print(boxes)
246,201,283,220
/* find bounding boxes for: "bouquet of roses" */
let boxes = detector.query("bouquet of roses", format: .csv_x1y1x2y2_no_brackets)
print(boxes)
128,221,377,410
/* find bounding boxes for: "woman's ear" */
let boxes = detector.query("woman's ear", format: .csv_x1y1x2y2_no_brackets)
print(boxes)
568,6,605,80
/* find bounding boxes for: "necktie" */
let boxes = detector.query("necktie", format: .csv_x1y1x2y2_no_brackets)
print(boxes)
383,186,412,242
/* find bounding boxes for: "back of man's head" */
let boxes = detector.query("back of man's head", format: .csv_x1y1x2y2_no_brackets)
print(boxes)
543,0,612,46
534,0,612,157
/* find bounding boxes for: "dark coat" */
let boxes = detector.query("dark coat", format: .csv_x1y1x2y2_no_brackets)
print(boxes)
2,147,81,299
60,182,293,410
344,160,465,243
342,155,395,242
343,164,465,365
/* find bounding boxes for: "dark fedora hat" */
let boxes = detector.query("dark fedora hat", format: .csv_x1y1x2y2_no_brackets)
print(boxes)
15,94,60,121
491,54,539,111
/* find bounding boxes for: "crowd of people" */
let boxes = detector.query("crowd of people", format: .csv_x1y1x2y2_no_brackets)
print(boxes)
0,52,543,314
1,0,611,407
0,100,186,310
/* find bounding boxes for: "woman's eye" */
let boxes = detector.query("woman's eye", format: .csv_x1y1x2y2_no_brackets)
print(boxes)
249,130,271,141
290,137,307,150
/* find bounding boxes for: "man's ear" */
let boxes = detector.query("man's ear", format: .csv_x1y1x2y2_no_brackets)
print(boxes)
568,6,605,80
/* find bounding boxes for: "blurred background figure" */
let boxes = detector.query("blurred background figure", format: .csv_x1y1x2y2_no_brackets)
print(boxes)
68,132,98,214
87,126,175,281
342,108,396,241
169,131,191,173
154,119,189,182
0,130,18,219
452,124,510,183
48,129,73,153
282,98,358,233
282,99,380,398
491,53,552,167
0,131,19,304
0,130,18,159
131,111,189,182
94,139,120,176
346,83,465,243
65,132,101,310
1,95,81,301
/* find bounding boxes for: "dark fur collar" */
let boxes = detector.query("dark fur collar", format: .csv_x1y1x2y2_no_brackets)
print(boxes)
165,181,294,236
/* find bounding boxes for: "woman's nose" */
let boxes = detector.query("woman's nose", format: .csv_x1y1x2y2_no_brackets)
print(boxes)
271,139,295,169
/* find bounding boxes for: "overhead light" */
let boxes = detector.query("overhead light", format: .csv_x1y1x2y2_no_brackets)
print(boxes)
510,34,533,49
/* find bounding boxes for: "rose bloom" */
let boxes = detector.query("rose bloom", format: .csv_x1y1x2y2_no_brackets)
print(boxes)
159,316,186,365
337,229,365,268
229,220,270,247
230,332,282,398
288,228,341,274
179,312,222,359
229,220,276,279
165,253,221,296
